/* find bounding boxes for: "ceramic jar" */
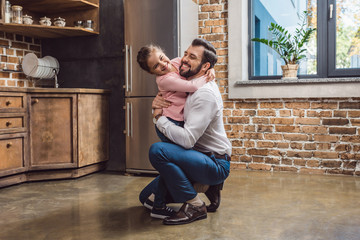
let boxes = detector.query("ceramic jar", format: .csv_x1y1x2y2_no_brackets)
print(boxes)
11,5,23,24
23,15,33,25
54,17,66,27
39,16,51,26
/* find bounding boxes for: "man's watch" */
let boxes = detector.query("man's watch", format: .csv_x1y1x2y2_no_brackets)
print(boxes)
153,114,162,124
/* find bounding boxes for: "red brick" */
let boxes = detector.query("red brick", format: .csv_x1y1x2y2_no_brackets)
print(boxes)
244,125,256,132
228,117,249,124
313,152,339,159
242,132,263,140
260,102,283,109
198,0,209,4
287,151,313,158
244,141,255,148
311,102,338,109
0,80,5,86
283,134,308,141
223,102,234,108
269,150,285,157
244,110,256,116
275,126,301,133
247,148,269,156
232,125,243,131
285,102,310,109
235,102,258,109
343,161,357,169
294,159,306,166
304,143,316,150
253,118,269,124
239,155,252,162
341,136,360,143
348,111,360,118
322,118,349,125
295,118,321,125
200,27,211,34
329,127,356,134
307,160,320,167
302,126,328,134
277,142,290,148
264,133,283,140
294,110,305,117
204,34,225,41
333,111,347,117
335,144,351,152
339,102,360,109
201,5,223,12
300,168,326,175
257,141,275,148
314,135,339,142
281,158,293,165
265,157,280,164
199,13,209,20
248,163,271,171
321,160,342,168
290,142,303,150
340,153,354,160
230,163,247,170
273,166,298,172
280,110,291,117
258,110,276,116
270,118,294,125
317,143,331,150
231,140,243,147
7,80,16,86
350,119,360,126
232,109,243,116
253,156,264,163
232,148,246,155
257,125,273,132
227,131,240,138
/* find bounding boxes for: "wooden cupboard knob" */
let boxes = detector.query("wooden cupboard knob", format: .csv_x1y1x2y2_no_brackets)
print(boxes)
6,142,12,148
32,99,39,104
5,100,11,106
6,121,12,127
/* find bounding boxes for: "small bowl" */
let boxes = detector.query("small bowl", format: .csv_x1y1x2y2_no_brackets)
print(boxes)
54,17,66,27
23,15,33,25
39,16,51,26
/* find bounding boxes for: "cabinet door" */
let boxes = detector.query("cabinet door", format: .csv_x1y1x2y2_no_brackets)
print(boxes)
78,94,109,167
30,95,77,169
0,133,27,177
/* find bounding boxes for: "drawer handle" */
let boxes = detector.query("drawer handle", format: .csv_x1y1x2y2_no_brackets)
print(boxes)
6,142,12,148
5,100,11,106
32,99,39,104
6,121,12,127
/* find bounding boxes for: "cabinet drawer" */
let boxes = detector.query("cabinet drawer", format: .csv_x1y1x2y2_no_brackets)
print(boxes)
0,137,24,172
0,117,24,130
0,96,24,109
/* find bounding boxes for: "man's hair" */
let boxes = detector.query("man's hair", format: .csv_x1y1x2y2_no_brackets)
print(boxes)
191,38,217,68
136,44,163,73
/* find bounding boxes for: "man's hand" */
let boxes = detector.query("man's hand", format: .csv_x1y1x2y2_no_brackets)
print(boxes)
205,68,216,82
153,108,163,119
152,92,171,109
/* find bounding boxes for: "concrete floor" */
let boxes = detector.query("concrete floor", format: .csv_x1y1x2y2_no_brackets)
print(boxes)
0,170,360,240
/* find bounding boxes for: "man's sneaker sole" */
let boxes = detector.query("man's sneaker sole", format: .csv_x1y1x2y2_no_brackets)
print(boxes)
143,199,153,210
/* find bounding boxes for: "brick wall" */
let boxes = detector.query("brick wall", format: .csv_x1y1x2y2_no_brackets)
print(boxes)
196,0,360,176
0,32,41,88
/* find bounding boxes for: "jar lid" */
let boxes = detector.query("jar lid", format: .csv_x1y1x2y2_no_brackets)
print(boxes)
54,17,65,21
40,16,51,20
23,14,32,19
11,5,23,10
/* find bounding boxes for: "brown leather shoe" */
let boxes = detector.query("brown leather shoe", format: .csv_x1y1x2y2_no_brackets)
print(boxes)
205,182,223,212
163,202,207,225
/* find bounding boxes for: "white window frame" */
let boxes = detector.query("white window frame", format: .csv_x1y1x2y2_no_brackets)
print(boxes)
228,0,360,99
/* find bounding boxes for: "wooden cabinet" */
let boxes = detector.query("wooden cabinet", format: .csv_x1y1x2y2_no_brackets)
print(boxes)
0,88,109,187
0,0,99,38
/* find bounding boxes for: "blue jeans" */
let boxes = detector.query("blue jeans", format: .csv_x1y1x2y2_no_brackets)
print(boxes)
155,117,184,143
146,142,230,203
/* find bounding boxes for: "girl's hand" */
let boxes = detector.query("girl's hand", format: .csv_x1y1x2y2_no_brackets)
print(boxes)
152,92,171,109
205,68,216,82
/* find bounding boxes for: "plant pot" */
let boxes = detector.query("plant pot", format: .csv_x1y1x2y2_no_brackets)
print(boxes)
281,64,299,80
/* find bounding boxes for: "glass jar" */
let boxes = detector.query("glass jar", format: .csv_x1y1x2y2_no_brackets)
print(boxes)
11,5,23,24
4,1,11,23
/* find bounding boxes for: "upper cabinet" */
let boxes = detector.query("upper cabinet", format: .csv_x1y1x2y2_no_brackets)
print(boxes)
0,0,99,38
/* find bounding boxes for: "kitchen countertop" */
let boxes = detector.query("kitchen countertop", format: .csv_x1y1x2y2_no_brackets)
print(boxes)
0,87,111,94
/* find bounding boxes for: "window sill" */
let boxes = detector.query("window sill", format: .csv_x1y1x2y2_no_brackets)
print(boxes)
229,77,360,99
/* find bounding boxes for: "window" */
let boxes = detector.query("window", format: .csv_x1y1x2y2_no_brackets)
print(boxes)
249,0,360,79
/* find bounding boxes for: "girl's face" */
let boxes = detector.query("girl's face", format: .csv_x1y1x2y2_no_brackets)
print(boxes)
147,49,172,76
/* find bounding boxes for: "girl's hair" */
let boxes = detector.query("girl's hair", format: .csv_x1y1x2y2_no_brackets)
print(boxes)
136,44,164,73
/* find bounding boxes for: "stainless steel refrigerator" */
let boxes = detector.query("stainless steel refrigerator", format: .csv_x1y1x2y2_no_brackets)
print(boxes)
124,0,198,173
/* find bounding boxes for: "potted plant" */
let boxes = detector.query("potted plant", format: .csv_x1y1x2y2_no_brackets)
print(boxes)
251,11,316,79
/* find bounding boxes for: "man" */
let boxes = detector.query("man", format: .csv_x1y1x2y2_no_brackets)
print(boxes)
142,38,231,225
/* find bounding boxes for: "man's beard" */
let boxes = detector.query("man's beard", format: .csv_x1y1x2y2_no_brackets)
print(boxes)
179,62,202,78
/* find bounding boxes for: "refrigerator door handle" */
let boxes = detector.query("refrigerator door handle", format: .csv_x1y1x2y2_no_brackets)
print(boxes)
128,45,133,93
126,102,130,137
130,102,133,137
124,45,129,93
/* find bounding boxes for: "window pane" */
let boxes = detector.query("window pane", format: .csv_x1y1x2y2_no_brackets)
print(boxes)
251,0,317,77
335,0,360,69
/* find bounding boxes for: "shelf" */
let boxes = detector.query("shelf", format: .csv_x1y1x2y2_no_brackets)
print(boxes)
0,23,99,38
10,0,98,14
